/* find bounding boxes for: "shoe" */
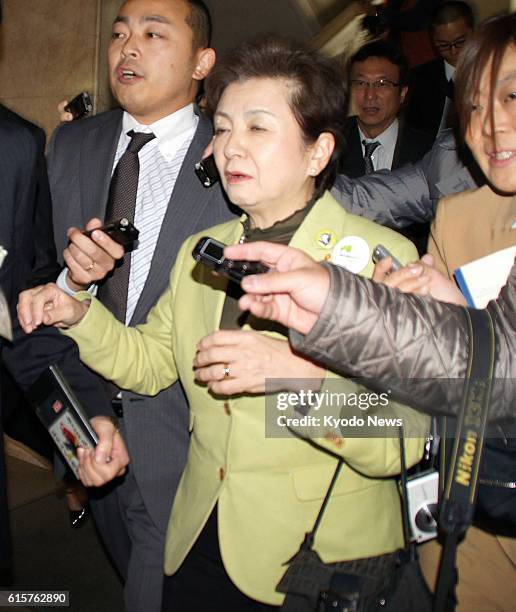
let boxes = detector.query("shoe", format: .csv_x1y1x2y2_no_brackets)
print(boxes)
69,504,90,529
64,481,90,529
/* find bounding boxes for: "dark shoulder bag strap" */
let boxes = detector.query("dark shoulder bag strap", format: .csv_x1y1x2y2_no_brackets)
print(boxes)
433,308,496,612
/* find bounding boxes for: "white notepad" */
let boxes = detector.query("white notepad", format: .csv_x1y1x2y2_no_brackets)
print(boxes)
454,246,516,308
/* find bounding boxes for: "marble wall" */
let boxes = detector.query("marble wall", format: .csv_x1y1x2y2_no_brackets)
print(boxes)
97,0,125,114
471,0,510,20
0,0,122,139
0,0,511,140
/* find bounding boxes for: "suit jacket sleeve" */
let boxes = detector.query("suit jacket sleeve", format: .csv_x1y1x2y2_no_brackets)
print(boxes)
30,126,61,286
61,241,192,395
0,118,36,566
0,126,36,309
3,320,115,419
331,154,434,227
290,261,516,423
331,130,478,228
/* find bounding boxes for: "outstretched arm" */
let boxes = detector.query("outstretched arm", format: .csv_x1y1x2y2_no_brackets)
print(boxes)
224,242,515,421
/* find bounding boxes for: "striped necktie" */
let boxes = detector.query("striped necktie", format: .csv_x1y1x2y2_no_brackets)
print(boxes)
363,140,380,175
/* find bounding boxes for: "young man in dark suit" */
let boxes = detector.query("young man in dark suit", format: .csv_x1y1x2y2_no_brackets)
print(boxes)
405,1,474,139
44,1,234,610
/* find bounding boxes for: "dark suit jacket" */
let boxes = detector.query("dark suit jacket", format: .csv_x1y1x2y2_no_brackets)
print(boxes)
340,116,434,254
0,111,110,574
48,108,237,532
0,105,61,286
340,116,434,178
0,105,62,463
405,58,454,139
0,111,36,570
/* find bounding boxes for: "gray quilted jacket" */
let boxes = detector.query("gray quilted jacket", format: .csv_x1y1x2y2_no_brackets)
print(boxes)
291,262,515,423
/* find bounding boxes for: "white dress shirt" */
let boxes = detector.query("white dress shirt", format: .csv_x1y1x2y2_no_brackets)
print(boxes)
358,118,399,172
444,60,455,82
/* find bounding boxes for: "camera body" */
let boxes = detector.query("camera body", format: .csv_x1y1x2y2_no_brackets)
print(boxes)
405,470,439,543
64,92,93,120
194,154,219,188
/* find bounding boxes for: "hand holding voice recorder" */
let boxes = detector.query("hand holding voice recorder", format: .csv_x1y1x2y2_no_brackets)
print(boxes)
372,244,403,272
82,218,139,248
194,154,219,188
64,92,93,120
192,237,269,284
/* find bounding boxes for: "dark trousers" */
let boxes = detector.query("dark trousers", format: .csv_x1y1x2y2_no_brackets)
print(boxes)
89,463,165,612
162,507,279,612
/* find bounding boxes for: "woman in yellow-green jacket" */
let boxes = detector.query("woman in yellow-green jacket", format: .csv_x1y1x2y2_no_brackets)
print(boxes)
19,37,427,611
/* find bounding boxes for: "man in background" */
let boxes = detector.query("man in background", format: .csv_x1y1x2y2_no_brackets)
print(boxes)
342,40,433,252
406,1,474,139
342,40,433,178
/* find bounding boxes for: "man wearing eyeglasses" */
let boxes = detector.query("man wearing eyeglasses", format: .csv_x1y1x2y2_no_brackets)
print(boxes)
406,1,475,139
342,40,434,252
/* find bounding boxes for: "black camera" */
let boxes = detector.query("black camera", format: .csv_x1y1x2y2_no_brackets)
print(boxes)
83,218,139,248
192,236,269,284
194,154,219,188
64,92,93,120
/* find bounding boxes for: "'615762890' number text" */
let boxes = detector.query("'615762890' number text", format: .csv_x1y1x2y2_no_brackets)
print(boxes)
0,591,69,606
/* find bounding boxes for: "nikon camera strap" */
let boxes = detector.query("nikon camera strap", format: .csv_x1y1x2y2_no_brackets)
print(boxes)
433,308,496,612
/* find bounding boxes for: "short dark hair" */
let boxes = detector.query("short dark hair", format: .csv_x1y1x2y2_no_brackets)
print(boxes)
185,0,211,48
349,41,409,86
431,1,475,31
455,12,516,139
205,36,349,199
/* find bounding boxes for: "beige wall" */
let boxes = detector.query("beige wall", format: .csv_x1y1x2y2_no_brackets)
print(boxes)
470,0,510,20
0,0,512,140
471,0,511,20
97,0,125,114
0,0,121,139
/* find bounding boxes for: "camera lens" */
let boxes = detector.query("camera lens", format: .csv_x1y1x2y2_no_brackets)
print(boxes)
415,503,438,532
